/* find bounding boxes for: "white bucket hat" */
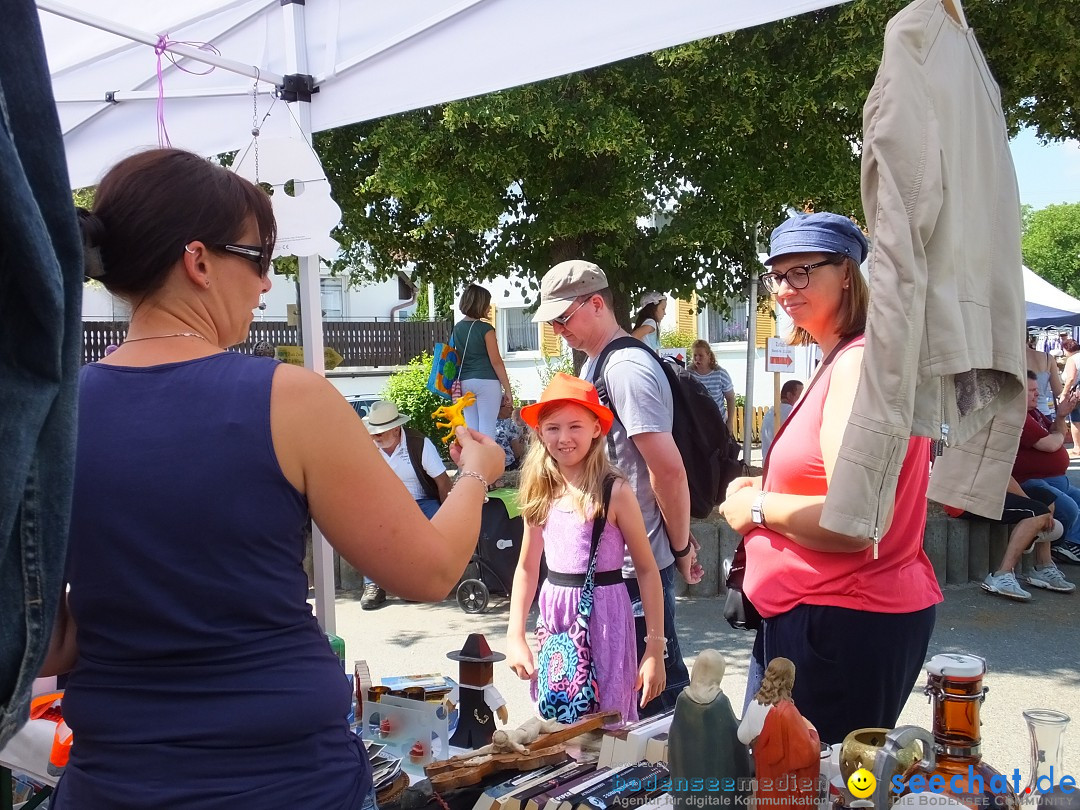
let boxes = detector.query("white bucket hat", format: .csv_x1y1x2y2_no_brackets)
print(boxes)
362,400,410,434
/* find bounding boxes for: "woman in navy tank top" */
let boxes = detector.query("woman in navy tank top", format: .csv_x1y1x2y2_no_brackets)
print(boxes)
40,149,504,809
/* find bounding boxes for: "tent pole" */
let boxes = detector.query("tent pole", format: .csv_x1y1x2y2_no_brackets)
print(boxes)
279,0,336,633
744,268,758,464
37,0,284,86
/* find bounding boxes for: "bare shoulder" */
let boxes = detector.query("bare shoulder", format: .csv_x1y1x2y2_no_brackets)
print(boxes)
833,344,864,373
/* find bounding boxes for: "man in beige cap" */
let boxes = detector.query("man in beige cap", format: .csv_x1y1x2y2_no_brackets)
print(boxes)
532,259,699,716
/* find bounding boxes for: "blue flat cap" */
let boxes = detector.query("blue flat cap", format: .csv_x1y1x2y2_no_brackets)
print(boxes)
765,212,869,266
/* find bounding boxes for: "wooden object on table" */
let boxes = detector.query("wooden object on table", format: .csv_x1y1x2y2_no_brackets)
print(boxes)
377,771,411,805
426,711,619,792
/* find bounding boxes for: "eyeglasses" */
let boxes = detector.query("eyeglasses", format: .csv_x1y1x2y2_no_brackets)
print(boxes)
207,243,269,276
550,297,590,326
760,258,842,294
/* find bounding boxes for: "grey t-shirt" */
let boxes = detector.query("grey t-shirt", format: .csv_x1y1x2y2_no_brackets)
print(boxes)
583,345,675,576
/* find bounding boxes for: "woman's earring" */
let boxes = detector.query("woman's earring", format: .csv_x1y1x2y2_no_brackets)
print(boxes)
185,245,196,254
258,294,267,311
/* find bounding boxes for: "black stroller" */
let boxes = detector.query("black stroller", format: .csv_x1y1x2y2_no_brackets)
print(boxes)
455,489,536,613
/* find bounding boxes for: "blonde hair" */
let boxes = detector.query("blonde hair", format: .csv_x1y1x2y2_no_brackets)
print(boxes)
691,339,719,371
519,402,618,527
786,256,867,347
754,657,796,705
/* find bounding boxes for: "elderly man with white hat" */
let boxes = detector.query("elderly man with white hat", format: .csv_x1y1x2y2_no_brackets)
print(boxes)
359,401,451,609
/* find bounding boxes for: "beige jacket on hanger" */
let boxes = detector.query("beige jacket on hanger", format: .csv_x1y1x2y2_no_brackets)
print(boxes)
820,0,1026,539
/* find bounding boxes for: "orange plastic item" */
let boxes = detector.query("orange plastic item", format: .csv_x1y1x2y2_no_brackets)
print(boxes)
432,392,476,444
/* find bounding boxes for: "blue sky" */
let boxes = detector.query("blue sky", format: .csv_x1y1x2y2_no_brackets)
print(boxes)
1010,127,1080,210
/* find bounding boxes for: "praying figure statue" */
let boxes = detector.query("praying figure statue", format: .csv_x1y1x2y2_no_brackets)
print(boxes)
668,650,751,809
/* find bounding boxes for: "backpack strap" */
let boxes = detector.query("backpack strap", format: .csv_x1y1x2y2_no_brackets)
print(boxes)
404,428,441,502
590,335,659,441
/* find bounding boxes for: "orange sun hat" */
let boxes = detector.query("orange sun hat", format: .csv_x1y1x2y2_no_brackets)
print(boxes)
520,373,614,434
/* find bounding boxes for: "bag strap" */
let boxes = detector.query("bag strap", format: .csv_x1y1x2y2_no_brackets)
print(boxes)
578,475,616,618
760,331,863,477
460,319,479,361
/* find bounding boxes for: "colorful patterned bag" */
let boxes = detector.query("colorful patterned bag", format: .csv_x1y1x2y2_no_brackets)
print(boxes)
535,476,614,723
426,341,459,400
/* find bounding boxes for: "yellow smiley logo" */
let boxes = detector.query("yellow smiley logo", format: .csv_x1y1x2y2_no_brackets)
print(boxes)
847,768,877,799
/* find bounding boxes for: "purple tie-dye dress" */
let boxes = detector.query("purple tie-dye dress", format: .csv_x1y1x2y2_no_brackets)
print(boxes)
532,503,639,724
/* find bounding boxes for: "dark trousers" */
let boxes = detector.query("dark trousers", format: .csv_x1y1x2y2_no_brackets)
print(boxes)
744,603,936,745
625,563,691,717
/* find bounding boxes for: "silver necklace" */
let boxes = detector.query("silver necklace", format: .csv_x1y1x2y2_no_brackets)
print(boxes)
123,332,209,344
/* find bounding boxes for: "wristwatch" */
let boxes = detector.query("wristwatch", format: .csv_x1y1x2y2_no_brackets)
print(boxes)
751,492,767,527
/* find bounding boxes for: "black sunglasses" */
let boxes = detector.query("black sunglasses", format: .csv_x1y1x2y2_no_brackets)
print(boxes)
206,243,269,276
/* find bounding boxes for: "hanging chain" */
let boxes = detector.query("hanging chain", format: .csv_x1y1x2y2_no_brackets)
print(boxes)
251,69,261,183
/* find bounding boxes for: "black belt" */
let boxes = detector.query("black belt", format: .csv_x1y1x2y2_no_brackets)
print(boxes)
546,569,625,587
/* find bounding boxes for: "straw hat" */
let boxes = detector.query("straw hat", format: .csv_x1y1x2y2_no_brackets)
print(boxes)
519,373,614,434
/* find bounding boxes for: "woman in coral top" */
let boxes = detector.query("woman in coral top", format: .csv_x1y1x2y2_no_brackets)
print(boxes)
719,212,942,745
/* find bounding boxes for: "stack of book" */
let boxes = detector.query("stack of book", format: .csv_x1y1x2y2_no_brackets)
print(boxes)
597,710,675,768
473,761,671,810
380,672,453,700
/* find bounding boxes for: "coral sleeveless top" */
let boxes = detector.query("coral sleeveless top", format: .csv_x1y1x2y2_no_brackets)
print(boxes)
742,337,942,618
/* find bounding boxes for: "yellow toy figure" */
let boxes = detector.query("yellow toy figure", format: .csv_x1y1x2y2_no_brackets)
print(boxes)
433,392,476,444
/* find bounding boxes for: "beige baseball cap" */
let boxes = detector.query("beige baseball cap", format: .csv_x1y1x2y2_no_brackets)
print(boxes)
531,260,609,323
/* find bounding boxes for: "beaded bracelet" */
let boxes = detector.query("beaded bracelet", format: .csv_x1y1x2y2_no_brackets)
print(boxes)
644,635,668,645
454,470,489,503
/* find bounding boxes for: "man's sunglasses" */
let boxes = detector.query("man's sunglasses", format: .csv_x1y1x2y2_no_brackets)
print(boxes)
550,297,590,326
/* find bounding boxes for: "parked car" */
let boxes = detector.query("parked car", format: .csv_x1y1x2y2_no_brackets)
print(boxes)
345,396,381,421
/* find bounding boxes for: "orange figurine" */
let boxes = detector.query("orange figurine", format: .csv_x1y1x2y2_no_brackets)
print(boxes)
432,392,476,444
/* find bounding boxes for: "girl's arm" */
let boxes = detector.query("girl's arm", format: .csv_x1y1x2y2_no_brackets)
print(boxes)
718,347,885,551
506,520,545,680
271,365,505,600
612,479,666,707
630,321,656,342
483,330,513,405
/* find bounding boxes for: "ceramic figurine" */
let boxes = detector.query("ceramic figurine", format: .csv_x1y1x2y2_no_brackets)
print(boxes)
445,633,509,748
668,650,752,810
737,657,820,807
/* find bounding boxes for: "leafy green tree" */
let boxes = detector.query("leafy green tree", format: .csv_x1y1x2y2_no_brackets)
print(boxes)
315,0,1079,311
1023,203,1080,298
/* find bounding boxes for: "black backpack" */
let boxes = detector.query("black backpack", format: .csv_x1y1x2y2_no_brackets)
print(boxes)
591,336,743,519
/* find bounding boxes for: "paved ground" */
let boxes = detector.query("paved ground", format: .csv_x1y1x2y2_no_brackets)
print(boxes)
328,460,1080,785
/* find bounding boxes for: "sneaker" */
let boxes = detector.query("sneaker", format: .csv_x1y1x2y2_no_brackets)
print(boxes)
1051,540,1080,565
360,583,387,610
1025,564,1077,594
981,571,1032,602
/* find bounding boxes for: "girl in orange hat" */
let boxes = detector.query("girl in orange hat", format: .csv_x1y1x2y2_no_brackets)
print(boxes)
506,373,665,723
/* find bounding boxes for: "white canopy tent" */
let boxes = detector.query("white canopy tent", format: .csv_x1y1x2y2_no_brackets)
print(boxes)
39,0,850,629
1024,265,1080,329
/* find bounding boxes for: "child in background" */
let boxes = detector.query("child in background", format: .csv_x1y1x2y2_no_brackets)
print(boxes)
505,374,665,722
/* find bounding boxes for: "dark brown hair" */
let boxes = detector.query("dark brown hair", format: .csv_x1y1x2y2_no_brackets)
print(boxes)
83,148,276,298
459,284,493,319
633,301,661,331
